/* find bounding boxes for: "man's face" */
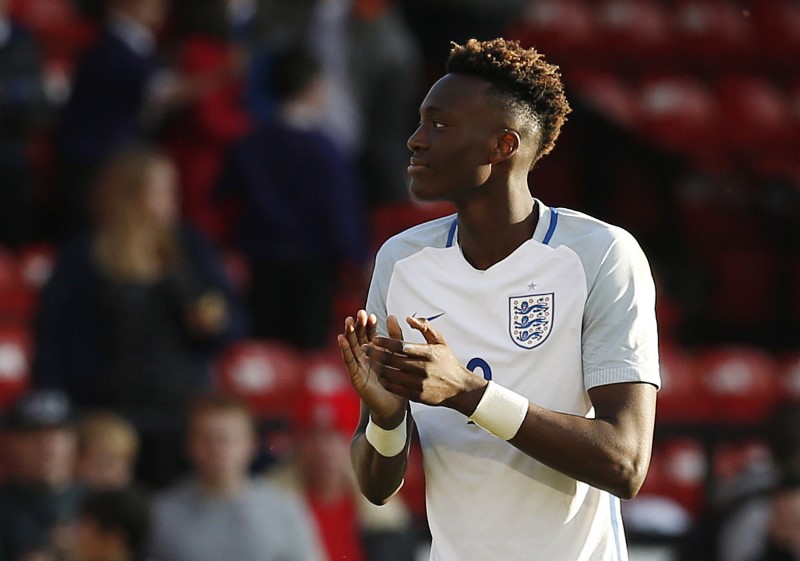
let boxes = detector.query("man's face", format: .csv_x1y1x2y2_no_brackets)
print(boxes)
406,74,503,203
9,426,77,488
187,410,255,482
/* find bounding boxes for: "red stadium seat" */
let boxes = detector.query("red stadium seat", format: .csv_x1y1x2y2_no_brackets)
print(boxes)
777,353,800,403
750,0,800,68
714,75,795,159
0,248,37,324
9,0,97,67
214,340,304,421
671,0,753,68
302,348,353,401
0,247,22,289
695,347,780,425
0,325,32,410
636,74,720,159
296,349,361,436
369,201,454,254
593,0,673,65
568,70,641,128
703,246,781,330
641,438,707,516
658,344,712,423
507,0,596,64
671,172,759,260
0,286,36,325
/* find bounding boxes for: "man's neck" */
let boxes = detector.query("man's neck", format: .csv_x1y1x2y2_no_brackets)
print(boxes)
454,180,538,270
198,473,249,498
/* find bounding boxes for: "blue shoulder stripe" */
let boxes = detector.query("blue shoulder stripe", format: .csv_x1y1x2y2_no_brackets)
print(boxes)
446,218,458,248
542,208,559,245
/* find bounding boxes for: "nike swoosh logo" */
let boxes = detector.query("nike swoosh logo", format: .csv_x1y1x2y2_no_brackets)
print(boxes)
413,311,446,321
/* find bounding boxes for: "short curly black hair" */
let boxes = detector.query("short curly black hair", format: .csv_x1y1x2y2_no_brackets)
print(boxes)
446,38,571,165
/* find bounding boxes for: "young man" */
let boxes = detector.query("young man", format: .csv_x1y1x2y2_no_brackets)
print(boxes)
338,38,660,560
147,392,324,561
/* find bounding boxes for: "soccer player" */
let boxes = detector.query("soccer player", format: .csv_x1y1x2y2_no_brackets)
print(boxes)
338,38,660,560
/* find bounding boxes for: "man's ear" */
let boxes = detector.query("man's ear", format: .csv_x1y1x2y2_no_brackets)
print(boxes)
489,130,521,164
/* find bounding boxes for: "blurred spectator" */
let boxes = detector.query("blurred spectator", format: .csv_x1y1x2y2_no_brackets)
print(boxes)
163,0,252,244
269,382,418,561
52,0,205,237
75,412,140,491
73,488,152,561
248,0,420,205
679,403,800,561
216,46,367,349
33,144,247,488
758,480,800,561
0,0,49,247
0,389,84,561
148,392,324,561
348,0,422,205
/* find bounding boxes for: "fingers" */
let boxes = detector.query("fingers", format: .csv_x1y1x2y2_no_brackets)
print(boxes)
407,316,446,345
366,313,377,342
387,315,404,340
366,355,417,397
343,316,367,362
337,334,359,376
362,343,429,373
355,310,372,346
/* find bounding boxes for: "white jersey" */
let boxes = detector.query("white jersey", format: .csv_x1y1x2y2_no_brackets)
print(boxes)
366,200,660,561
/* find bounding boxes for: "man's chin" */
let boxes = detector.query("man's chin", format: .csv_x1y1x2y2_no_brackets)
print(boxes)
409,179,444,203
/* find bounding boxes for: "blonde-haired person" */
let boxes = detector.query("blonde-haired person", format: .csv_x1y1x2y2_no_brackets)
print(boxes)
33,144,248,489
76,411,140,491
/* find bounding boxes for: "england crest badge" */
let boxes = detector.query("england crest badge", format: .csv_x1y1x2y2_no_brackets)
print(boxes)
509,293,554,349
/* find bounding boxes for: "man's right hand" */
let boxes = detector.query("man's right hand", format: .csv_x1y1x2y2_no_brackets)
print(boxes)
338,310,407,429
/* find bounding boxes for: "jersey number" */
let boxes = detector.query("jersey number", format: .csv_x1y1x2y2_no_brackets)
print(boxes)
466,357,492,381
466,358,492,426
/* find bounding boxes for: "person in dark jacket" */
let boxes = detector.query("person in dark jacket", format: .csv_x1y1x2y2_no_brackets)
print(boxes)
34,144,248,488
216,46,368,349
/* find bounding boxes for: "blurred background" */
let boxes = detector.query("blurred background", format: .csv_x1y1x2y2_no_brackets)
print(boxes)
0,0,798,560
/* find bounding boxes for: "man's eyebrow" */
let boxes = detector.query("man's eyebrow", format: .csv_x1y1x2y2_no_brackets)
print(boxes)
420,106,443,115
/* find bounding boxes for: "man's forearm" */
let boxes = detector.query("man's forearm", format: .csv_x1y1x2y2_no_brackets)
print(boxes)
350,420,412,505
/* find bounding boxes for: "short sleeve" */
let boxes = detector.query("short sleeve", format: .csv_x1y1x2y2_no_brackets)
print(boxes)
581,228,661,390
366,244,392,338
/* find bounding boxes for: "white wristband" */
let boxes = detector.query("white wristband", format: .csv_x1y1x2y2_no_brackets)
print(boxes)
468,382,528,440
365,412,408,457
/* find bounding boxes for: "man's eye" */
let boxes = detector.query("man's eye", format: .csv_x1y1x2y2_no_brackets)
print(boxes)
432,121,446,128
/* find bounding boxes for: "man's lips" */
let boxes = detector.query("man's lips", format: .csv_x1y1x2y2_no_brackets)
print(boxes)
408,157,430,174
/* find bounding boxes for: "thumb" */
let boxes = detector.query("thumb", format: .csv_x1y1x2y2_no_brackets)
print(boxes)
387,315,405,340
407,316,445,345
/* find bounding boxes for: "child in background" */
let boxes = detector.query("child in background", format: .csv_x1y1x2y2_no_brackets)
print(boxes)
76,412,140,491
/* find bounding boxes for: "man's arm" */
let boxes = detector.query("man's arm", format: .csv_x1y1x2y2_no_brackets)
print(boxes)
350,402,415,505
338,312,411,505
509,382,656,499
365,315,657,500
